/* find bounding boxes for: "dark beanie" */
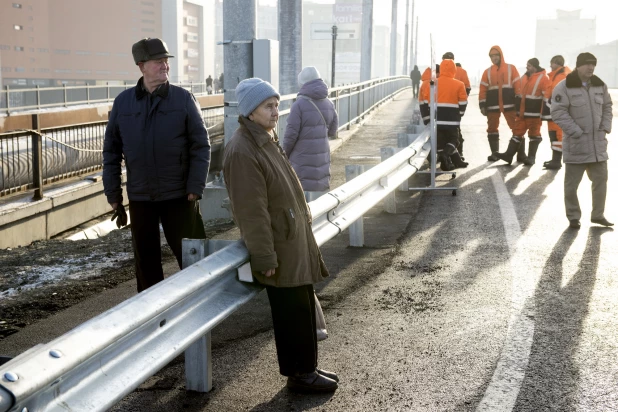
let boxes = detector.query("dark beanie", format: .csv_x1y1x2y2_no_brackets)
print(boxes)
550,55,565,66
442,51,454,60
527,58,541,71
576,52,597,67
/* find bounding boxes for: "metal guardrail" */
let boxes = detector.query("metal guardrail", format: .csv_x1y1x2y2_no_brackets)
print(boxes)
0,107,224,198
0,123,430,412
0,82,219,115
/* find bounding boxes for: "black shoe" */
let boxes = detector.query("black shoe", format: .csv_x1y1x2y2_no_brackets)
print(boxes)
569,220,581,229
487,153,499,161
591,218,614,227
317,368,339,382
287,371,338,393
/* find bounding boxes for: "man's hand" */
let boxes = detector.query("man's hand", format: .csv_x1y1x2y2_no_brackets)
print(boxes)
480,107,487,116
188,193,199,201
111,204,128,228
262,268,276,277
110,202,118,210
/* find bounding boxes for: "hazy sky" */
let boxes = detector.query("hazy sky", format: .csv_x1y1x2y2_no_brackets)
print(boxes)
260,0,618,79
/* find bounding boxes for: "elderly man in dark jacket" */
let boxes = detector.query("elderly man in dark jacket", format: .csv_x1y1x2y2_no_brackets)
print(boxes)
283,66,338,200
551,52,613,229
103,38,211,292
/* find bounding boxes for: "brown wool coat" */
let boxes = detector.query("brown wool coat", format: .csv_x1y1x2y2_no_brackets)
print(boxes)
222,116,329,287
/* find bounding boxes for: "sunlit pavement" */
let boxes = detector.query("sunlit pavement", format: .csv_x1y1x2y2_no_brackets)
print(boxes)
3,89,618,411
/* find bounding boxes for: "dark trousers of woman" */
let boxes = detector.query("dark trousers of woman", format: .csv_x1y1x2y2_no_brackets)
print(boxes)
129,197,206,292
266,284,317,377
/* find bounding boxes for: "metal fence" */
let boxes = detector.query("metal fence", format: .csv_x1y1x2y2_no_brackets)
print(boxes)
0,82,218,115
0,107,224,198
1,76,408,199
275,76,411,137
0,122,430,412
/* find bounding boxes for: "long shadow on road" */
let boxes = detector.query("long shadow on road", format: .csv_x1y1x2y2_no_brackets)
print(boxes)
515,226,612,410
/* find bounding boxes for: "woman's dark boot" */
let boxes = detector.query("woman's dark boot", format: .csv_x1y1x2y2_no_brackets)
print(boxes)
450,151,468,169
516,140,527,162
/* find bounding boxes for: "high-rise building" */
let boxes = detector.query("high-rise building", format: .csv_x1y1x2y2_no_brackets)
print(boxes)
0,0,213,87
535,9,596,68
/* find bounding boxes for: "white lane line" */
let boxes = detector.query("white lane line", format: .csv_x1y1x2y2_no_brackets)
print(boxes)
476,169,537,412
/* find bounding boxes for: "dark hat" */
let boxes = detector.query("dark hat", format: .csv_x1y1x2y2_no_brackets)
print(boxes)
550,55,565,66
576,52,597,67
132,38,174,65
527,58,541,71
442,52,454,60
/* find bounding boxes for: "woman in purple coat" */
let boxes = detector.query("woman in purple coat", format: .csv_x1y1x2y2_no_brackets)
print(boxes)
283,67,339,199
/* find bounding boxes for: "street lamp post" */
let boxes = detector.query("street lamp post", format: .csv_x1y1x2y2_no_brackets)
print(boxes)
331,25,338,88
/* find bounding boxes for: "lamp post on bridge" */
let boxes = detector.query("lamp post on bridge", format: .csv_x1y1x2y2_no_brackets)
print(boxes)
331,25,338,88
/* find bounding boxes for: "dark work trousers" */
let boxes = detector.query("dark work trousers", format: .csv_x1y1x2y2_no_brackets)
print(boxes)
437,127,460,152
129,197,206,292
266,284,317,377
412,82,420,97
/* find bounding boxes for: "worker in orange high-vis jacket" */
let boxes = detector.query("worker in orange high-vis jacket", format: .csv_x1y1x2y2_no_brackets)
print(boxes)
495,58,550,166
419,65,436,127
421,59,468,171
443,52,471,159
479,46,522,161
542,55,572,169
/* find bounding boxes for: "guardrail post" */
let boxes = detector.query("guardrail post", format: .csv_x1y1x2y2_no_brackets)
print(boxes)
380,147,397,213
36,85,40,109
6,85,10,115
345,164,366,247
63,84,68,108
107,82,110,101
347,88,352,130
397,134,410,192
356,85,362,123
32,114,43,200
182,238,212,393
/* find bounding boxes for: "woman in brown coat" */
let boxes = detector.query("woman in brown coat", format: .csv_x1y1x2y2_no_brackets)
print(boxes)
222,78,338,393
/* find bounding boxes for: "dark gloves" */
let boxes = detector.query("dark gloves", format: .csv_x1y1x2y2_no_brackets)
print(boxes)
514,95,522,109
466,88,471,96
111,204,128,228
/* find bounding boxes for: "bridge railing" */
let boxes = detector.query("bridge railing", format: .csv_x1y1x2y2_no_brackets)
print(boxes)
0,76,409,199
0,107,224,198
0,82,220,115
0,119,429,412
275,76,411,137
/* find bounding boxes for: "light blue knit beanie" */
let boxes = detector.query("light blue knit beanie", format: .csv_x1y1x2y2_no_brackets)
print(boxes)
236,78,280,117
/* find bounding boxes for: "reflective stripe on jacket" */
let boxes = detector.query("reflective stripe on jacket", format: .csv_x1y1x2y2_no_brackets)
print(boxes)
420,59,468,128
518,69,550,118
542,65,571,120
479,45,521,113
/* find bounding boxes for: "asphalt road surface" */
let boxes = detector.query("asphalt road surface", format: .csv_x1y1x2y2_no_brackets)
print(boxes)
2,88,618,411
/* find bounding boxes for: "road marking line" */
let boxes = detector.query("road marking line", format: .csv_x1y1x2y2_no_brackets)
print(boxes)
476,169,537,412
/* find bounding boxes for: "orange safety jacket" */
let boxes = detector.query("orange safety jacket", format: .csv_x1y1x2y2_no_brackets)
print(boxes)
420,60,468,128
542,65,572,120
479,45,521,113
455,64,471,95
518,69,550,118
419,67,433,124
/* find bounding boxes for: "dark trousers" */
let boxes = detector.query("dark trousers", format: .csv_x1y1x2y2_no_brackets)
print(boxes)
129,197,206,292
412,82,420,97
266,284,317,377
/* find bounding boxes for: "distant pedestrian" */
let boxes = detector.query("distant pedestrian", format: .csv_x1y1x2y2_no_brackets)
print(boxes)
103,37,211,292
551,52,613,229
218,73,224,93
283,66,338,200
410,65,421,98
206,75,213,94
223,77,338,393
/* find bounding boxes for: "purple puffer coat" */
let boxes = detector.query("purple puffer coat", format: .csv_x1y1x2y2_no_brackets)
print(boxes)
283,79,339,192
